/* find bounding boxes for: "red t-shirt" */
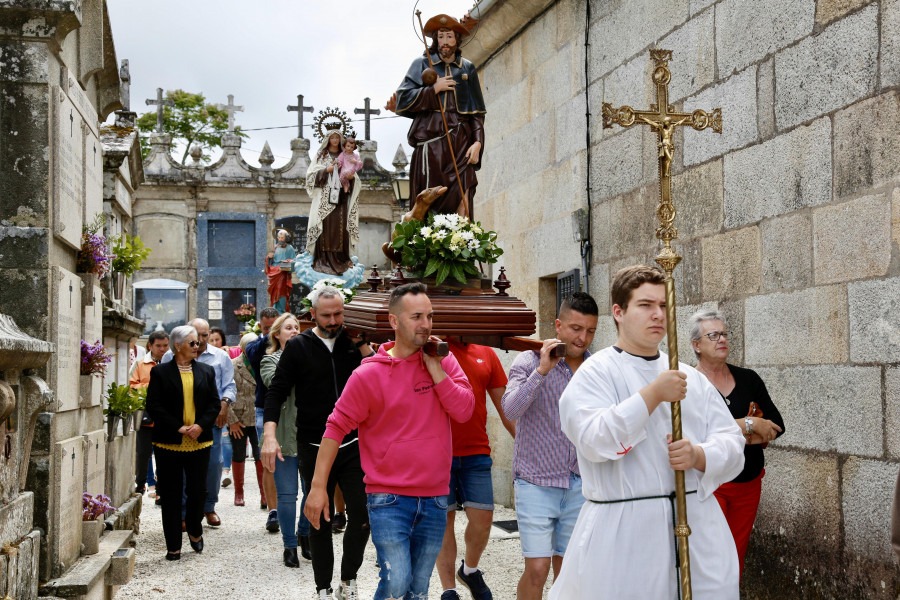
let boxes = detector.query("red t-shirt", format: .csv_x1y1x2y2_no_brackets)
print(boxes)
447,340,508,457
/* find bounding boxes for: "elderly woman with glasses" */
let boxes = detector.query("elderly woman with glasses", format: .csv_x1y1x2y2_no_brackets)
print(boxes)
689,309,786,578
146,325,222,561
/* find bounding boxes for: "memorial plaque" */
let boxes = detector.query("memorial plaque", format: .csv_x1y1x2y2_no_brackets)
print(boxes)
83,127,103,223
209,310,222,320
208,290,222,300
50,267,82,412
208,221,255,267
275,216,309,255
81,283,102,342
82,430,105,495
288,282,312,318
65,73,99,137
52,436,85,573
52,87,84,250
208,300,222,310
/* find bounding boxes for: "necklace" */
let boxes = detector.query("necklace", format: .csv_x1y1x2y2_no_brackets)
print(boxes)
176,361,192,372
697,364,730,405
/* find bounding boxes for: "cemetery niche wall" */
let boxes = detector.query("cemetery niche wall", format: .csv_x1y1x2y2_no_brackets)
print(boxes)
1,1,143,598
134,100,404,340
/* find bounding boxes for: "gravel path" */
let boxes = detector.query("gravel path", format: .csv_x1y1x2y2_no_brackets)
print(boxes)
117,460,554,599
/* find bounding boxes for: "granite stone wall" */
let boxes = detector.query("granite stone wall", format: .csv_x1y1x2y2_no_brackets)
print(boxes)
468,0,900,596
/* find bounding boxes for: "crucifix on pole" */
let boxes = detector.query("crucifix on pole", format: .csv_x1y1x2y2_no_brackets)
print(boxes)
354,97,381,140
287,94,314,139
145,88,174,133
602,48,722,600
216,94,244,133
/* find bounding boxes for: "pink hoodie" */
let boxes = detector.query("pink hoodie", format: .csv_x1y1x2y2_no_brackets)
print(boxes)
323,341,475,497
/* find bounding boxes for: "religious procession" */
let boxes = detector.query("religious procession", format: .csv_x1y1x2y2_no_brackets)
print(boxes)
0,1,898,600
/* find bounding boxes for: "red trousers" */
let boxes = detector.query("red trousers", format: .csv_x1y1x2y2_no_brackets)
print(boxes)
714,469,764,578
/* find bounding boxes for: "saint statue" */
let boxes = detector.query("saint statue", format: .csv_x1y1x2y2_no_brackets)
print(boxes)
266,228,296,313
305,127,360,275
386,13,486,219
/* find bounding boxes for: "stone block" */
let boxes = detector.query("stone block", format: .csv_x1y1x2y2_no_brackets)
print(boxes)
887,366,900,458
683,66,758,166
588,0,689,79
590,196,623,262
601,55,652,141
591,314,619,353
745,285,848,366
756,365,881,456
718,299,745,366
542,155,585,223
524,217,582,281
760,212,812,292
592,126,643,200
700,226,760,299
491,110,554,194
848,276,900,363
754,448,841,548
0,226,48,270
842,458,898,561
774,4,878,130
884,0,900,88
521,4,558,75
723,117,831,227
814,193,891,285
673,237,702,306
834,92,900,199
660,299,717,365
555,93,587,163
588,261,610,314
658,9,715,102
137,216,187,268
894,189,900,250
757,58,775,140
689,0,715,15
817,0,872,26
671,158,723,239
530,44,573,120
621,185,658,256
715,0,814,76
0,492,34,546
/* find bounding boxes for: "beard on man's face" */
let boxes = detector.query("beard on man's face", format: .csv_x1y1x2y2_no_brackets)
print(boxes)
439,43,458,60
317,322,342,339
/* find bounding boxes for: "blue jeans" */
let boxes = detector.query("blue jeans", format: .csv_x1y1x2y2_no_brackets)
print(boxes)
272,454,311,548
255,407,265,441
205,425,224,512
368,493,447,600
446,454,494,511
222,428,233,466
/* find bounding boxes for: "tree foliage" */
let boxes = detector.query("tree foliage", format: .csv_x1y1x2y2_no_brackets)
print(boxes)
136,90,247,164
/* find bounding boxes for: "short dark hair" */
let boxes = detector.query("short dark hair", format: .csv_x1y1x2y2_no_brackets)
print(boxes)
559,291,598,318
389,282,428,314
259,307,280,320
209,327,226,341
611,265,666,310
148,330,169,344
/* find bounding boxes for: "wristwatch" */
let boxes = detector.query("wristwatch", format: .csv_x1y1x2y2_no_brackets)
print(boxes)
744,417,754,436
355,339,368,348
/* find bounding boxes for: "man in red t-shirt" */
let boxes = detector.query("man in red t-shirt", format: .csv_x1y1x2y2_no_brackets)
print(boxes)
437,339,515,600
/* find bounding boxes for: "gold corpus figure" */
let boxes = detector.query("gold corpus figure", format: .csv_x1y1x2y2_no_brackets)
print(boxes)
601,49,722,600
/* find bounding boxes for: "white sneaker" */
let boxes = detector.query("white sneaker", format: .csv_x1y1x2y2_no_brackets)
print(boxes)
335,580,358,600
315,590,334,600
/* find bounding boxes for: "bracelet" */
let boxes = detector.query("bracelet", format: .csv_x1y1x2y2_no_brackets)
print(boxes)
744,417,753,436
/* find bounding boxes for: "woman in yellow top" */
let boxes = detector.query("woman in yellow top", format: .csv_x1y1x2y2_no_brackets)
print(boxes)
146,325,222,561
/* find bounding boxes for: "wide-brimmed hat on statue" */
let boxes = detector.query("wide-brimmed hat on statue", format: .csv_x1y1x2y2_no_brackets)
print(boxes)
272,228,293,243
423,14,470,38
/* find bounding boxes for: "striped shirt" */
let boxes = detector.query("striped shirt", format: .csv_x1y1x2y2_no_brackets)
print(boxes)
501,350,585,489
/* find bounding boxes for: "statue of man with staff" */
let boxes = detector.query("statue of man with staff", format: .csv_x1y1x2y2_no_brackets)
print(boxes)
385,13,486,220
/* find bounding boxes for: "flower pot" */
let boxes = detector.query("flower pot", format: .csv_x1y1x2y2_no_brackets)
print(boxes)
422,276,484,295
114,272,126,300
106,414,121,439
82,518,103,555
131,409,144,431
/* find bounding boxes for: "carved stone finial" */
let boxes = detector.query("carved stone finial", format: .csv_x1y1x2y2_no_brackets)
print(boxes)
258,141,275,168
367,265,382,292
493,266,511,297
389,267,407,289
392,145,409,171
188,143,203,164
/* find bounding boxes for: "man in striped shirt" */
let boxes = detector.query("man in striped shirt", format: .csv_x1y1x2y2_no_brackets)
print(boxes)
501,292,598,600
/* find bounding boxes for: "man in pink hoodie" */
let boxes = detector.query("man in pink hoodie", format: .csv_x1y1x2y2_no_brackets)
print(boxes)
305,282,475,600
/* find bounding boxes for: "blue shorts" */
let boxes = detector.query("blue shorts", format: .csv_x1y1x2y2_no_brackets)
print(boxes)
514,475,584,558
445,454,494,511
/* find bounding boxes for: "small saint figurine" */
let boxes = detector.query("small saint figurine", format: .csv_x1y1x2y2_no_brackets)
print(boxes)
336,136,362,193
266,228,296,313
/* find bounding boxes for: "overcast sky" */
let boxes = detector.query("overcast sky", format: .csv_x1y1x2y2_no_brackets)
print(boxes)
105,0,479,170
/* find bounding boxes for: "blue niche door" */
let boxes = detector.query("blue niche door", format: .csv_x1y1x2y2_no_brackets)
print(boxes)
208,220,256,267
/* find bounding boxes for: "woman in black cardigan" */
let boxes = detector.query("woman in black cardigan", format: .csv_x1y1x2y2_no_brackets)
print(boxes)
689,309,786,579
146,325,221,560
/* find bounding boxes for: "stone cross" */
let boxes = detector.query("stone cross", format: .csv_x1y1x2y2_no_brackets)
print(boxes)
287,94,313,139
216,94,244,133
601,48,722,600
145,88,174,133
354,97,381,140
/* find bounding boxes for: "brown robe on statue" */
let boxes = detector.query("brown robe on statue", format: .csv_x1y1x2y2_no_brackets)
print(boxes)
312,151,353,275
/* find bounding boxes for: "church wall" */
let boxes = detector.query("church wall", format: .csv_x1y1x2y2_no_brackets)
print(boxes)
469,0,900,596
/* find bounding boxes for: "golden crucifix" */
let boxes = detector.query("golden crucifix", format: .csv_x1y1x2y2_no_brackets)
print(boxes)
602,48,722,600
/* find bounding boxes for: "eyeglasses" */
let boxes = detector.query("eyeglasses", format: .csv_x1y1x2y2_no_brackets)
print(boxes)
187,341,200,347
702,331,729,342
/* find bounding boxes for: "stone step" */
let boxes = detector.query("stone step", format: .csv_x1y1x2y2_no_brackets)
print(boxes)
39,530,134,598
